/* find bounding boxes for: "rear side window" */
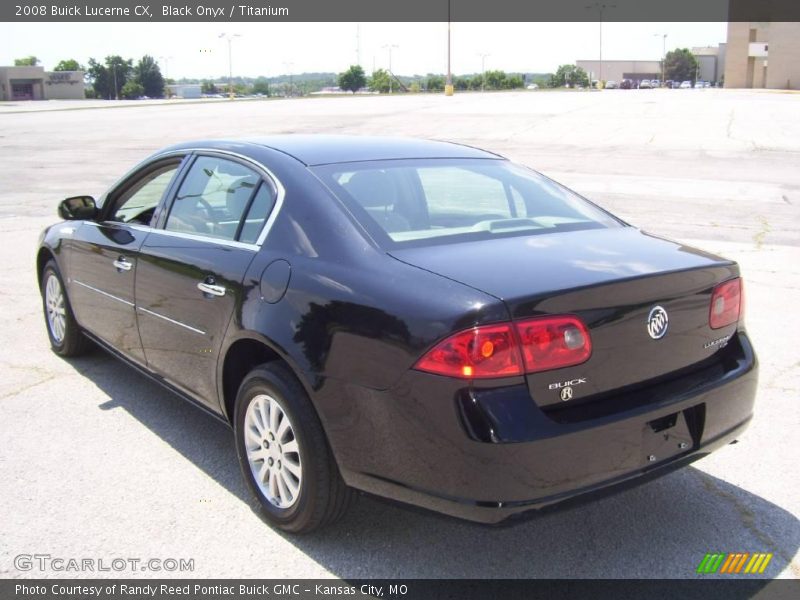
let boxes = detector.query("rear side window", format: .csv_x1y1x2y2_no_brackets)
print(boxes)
165,156,272,242
313,159,621,247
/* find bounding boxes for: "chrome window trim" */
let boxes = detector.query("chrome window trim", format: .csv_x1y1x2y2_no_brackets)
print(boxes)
72,280,135,307
95,147,285,250
137,306,206,336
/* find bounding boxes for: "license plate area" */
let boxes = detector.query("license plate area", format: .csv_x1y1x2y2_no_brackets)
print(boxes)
642,408,699,465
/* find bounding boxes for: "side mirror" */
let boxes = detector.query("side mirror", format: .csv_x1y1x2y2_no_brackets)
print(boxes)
58,196,97,220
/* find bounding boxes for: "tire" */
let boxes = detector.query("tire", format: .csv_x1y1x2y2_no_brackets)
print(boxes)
41,260,91,357
234,363,355,533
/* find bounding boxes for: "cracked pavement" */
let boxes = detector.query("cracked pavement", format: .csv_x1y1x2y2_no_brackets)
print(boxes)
0,89,798,579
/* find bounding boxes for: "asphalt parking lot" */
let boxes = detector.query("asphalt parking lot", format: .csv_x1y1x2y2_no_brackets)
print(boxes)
0,89,798,579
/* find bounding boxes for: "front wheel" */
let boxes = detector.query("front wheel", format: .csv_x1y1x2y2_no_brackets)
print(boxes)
41,260,91,357
234,363,354,533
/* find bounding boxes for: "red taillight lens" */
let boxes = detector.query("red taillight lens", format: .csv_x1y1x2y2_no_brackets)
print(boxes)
414,315,591,379
414,324,523,379
515,316,592,373
709,278,742,329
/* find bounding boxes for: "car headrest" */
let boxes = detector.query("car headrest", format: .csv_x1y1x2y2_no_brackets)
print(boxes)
344,170,398,209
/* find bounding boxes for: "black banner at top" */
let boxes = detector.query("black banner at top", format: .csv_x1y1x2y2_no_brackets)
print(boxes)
3,0,800,22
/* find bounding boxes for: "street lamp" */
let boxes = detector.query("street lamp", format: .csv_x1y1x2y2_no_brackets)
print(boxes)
219,33,241,100
159,55,173,97
478,53,490,92
382,44,398,94
654,34,667,85
585,3,616,89
445,0,453,96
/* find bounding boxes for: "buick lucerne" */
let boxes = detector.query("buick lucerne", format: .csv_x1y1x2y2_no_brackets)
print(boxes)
37,136,757,532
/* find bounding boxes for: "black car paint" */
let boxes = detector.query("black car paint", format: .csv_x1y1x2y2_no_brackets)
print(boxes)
38,136,757,524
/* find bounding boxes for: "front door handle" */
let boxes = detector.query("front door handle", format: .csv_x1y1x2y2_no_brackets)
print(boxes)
113,257,132,272
197,282,226,297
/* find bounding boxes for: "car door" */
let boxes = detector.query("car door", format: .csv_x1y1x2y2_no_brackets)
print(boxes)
135,152,278,408
68,157,186,363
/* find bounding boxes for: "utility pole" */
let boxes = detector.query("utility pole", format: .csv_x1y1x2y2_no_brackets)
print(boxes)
112,63,118,100
159,55,173,97
586,3,615,89
446,0,453,96
654,33,667,85
478,53,490,92
382,44,398,93
219,33,241,100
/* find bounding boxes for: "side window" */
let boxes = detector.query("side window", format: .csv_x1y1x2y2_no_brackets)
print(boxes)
165,156,261,241
239,184,276,244
111,164,180,225
417,167,512,220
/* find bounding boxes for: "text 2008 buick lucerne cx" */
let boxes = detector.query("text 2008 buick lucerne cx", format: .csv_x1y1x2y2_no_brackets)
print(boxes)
37,136,757,532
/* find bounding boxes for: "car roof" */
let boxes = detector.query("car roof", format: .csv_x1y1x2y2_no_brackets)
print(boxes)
162,135,504,166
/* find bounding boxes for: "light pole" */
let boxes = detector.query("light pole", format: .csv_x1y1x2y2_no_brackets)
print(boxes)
382,44,398,93
445,0,453,96
219,33,241,100
654,34,667,85
159,55,173,97
478,53,490,92
586,3,616,89
283,61,294,97
112,63,118,100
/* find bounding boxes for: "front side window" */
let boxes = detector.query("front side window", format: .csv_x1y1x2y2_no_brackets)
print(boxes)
165,156,272,242
313,159,621,247
111,163,180,225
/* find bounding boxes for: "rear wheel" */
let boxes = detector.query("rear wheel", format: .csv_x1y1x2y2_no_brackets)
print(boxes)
41,260,91,357
234,363,354,533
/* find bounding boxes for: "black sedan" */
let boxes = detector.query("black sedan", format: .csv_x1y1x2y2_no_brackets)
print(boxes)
38,136,757,532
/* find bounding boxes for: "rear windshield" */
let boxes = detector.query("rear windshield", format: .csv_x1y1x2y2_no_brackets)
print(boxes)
312,158,622,248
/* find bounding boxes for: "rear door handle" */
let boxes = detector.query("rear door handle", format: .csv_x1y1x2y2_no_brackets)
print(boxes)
197,282,226,297
113,257,132,272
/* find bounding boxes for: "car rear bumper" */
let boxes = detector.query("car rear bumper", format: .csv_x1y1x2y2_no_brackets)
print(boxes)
321,330,757,524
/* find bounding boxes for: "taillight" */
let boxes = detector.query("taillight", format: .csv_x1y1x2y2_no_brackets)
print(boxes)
414,315,591,379
515,315,592,373
414,324,523,379
709,278,742,329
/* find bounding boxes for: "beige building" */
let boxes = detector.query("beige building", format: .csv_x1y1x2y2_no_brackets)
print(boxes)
0,66,85,101
724,22,800,90
575,60,662,84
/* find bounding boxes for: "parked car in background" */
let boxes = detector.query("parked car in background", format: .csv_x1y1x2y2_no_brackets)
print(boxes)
651,79,661,88
680,80,693,89
620,79,633,89
639,80,652,89
526,83,539,90
694,81,705,89
605,80,618,89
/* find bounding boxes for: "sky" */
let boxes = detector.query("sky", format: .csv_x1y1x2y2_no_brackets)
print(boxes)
0,22,727,78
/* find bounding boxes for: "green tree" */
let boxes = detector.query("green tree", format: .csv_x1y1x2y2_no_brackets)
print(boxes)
426,74,445,91
201,80,218,94
369,68,391,93
664,48,699,83
338,65,366,93
53,59,83,72
549,64,589,88
120,80,144,99
252,77,270,96
87,56,132,99
14,56,39,66
134,55,164,98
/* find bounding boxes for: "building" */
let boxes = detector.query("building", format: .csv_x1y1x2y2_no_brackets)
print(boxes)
724,22,800,89
0,66,85,101
575,60,662,84
166,84,202,99
692,45,727,84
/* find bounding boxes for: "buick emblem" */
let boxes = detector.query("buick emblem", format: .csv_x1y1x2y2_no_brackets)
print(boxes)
560,387,573,401
647,306,669,340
